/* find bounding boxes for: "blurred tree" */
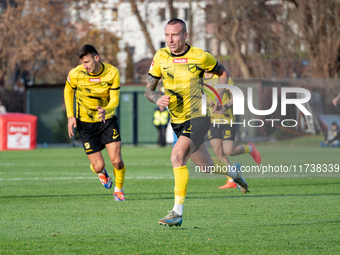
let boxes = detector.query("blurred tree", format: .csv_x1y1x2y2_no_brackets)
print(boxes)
167,0,175,19
210,0,284,78
125,45,135,82
288,0,340,78
127,0,156,55
187,0,193,45
0,0,119,88
209,0,340,78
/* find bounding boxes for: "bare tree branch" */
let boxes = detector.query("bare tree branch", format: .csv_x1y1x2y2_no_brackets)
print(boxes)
127,0,156,55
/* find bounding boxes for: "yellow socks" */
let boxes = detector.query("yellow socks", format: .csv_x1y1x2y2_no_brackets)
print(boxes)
90,164,97,174
211,157,238,178
211,157,229,175
114,166,126,190
243,144,254,154
173,166,189,205
173,166,189,216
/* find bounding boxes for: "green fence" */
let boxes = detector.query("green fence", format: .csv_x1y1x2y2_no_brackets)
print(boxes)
117,86,157,144
27,86,65,144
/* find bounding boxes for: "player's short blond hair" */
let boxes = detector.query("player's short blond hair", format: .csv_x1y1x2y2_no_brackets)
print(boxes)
167,19,187,33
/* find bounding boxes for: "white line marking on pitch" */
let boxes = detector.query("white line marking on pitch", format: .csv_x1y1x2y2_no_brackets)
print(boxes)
0,176,173,181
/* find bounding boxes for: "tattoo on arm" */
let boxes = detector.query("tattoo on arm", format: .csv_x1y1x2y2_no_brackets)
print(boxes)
145,75,160,103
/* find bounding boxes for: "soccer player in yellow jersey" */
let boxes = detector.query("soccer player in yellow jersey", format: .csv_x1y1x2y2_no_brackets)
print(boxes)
64,44,126,201
145,19,248,227
204,73,262,189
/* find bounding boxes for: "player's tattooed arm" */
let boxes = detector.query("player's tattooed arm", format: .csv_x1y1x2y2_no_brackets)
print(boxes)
145,75,160,104
211,62,230,113
211,62,229,79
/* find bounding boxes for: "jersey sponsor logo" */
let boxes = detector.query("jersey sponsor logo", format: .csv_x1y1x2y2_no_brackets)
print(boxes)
173,58,188,64
89,78,101,82
149,60,154,71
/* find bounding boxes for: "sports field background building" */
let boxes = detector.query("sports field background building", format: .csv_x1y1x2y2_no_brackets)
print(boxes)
71,0,229,82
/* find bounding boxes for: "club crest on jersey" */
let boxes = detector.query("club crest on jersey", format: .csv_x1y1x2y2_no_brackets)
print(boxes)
89,78,101,82
188,64,197,73
173,58,188,64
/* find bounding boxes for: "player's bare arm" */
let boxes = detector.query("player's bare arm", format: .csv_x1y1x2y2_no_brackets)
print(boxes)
145,75,160,103
211,62,229,94
67,116,77,138
211,62,230,113
145,75,170,106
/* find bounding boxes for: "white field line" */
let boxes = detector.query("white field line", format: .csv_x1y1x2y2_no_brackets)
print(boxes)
0,175,173,181
0,162,172,166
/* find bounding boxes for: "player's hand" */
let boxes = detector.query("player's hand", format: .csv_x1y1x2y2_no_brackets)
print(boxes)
97,106,106,123
332,97,338,106
217,105,226,115
156,95,170,107
212,100,222,113
67,116,77,138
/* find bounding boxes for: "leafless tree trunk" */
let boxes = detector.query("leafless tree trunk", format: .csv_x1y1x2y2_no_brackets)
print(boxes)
0,0,119,87
289,0,340,77
187,0,193,45
167,0,176,20
127,0,156,55
213,1,256,78
211,0,220,56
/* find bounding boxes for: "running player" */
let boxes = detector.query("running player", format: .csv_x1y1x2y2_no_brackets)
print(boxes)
64,44,126,201
204,73,261,189
145,19,248,227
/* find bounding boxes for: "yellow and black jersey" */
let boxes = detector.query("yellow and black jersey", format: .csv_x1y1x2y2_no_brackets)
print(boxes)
148,44,217,124
64,62,120,123
205,74,235,124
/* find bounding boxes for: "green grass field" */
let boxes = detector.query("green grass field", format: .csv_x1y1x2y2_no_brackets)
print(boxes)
1,137,340,254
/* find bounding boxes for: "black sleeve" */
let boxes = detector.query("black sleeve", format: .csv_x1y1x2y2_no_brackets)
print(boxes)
328,130,340,143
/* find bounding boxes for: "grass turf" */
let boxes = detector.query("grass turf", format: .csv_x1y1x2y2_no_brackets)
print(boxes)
0,139,340,254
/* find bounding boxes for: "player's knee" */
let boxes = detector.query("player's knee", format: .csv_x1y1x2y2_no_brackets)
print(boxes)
213,147,224,158
111,156,124,169
92,162,105,173
170,153,184,167
224,148,235,156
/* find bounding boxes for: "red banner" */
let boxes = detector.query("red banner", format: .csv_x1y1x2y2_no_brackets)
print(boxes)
0,113,37,150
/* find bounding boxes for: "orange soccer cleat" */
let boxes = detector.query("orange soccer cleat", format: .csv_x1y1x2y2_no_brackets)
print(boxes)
219,179,238,189
249,142,261,164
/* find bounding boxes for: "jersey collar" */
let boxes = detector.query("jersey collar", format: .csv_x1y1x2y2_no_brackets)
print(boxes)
170,44,191,57
88,62,105,76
